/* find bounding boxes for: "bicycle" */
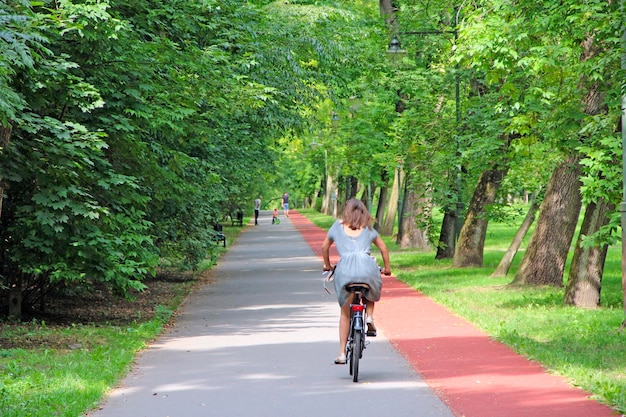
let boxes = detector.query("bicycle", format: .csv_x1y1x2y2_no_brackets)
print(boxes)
323,268,375,383
345,282,369,382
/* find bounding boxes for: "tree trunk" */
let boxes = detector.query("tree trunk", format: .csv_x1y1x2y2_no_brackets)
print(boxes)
398,180,431,250
379,0,398,30
0,123,12,220
0,124,16,318
322,174,338,217
381,167,400,235
346,176,358,201
436,208,457,259
374,170,389,232
396,173,408,243
512,156,582,286
563,199,614,308
359,182,377,215
453,165,509,267
8,281,22,320
492,197,539,277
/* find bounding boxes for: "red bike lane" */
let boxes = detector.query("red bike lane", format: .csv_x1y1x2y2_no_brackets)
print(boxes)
289,211,619,417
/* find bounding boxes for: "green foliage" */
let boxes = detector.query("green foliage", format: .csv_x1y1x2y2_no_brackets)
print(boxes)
0,0,623,346
1,115,156,295
0,320,165,417
0,0,396,317
259,2,393,205
0,0,46,124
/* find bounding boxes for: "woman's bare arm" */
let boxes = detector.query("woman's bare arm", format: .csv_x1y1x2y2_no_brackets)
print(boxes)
322,236,334,271
373,236,391,275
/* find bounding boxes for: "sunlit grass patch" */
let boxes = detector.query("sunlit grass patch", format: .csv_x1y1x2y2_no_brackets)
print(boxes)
0,224,248,417
300,209,626,413
0,324,152,417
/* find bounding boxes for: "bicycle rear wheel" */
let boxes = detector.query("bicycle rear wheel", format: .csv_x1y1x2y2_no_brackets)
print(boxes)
351,331,361,382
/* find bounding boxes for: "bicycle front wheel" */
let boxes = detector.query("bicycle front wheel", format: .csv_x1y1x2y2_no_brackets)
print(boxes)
351,330,361,382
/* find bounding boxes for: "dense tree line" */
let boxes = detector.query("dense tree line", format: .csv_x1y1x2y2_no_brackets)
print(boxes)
2,0,624,319
0,0,383,319
396,0,624,310
285,0,624,311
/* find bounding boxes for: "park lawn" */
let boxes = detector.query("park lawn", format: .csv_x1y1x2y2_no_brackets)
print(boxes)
0,223,245,417
2,210,624,415
0,321,164,416
298,208,626,414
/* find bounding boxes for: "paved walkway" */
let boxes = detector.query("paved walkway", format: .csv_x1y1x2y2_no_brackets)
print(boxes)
89,210,618,417
89,211,455,417
290,210,619,417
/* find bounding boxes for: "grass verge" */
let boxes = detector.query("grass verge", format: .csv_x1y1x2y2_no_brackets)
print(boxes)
0,222,247,417
298,208,626,414
1,320,165,416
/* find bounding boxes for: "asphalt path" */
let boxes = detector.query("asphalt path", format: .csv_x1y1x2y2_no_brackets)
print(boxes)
89,211,455,417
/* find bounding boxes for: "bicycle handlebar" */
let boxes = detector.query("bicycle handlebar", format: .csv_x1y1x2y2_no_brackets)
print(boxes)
323,265,391,276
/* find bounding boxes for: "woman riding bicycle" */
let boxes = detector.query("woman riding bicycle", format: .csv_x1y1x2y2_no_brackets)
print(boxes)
322,199,391,365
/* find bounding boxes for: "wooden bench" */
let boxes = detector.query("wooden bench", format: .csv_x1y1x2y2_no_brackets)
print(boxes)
231,210,244,227
213,222,226,247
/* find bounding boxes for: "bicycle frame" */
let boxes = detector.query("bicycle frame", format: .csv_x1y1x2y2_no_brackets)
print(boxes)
346,284,368,382
349,294,365,334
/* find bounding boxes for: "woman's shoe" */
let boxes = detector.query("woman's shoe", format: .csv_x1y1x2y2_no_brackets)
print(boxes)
334,354,346,364
366,317,377,337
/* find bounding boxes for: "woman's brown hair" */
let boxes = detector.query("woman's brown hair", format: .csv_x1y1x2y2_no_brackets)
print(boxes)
342,198,373,230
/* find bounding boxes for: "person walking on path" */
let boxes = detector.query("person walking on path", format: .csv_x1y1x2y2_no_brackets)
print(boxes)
322,198,391,365
281,192,290,217
254,195,261,225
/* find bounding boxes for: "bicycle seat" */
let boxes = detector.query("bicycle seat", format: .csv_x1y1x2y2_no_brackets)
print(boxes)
346,283,369,293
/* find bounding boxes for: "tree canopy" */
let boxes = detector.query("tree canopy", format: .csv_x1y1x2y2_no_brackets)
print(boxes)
1,0,625,318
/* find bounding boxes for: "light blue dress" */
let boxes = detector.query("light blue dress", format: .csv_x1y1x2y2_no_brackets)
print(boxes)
327,220,383,307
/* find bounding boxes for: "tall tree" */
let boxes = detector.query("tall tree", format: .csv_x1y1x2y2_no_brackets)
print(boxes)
564,198,615,307
0,2,158,318
491,195,540,277
398,173,431,249
562,11,621,307
513,155,583,286
453,159,510,267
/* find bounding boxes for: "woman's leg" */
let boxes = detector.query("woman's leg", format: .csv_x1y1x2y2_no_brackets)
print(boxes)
337,293,354,361
338,303,350,355
365,300,376,336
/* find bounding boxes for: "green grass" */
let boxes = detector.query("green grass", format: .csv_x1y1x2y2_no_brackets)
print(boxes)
299,208,626,414
297,208,336,230
0,222,248,417
0,322,161,416
3,211,625,415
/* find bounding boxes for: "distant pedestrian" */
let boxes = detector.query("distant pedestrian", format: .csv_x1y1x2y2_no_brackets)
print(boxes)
254,196,262,225
282,192,290,217
272,208,279,224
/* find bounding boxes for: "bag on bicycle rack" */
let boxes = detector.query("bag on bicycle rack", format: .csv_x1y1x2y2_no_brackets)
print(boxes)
322,269,335,294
